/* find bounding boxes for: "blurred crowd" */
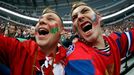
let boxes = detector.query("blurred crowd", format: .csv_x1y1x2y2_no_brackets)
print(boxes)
103,17,134,36
0,16,134,42
0,21,35,41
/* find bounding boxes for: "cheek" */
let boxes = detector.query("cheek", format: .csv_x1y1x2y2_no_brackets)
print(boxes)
50,23,59,34
50,23,58,28
73,23,77,32
92,15,100,27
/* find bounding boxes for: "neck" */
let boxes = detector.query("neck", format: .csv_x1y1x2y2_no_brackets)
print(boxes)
39,44,57,56
80,33,105,49
92,35,105,49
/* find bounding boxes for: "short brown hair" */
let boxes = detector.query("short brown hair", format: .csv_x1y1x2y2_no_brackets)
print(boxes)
42,7,57,15
42,7,63,26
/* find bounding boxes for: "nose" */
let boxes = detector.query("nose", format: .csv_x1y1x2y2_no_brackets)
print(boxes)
39,20,48,26
78,14,84,22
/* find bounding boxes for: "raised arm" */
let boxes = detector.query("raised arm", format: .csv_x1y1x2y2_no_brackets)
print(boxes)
109,29,134,58
0,35,21,64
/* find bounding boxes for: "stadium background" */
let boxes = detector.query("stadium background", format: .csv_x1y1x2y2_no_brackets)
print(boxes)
0,0,134,75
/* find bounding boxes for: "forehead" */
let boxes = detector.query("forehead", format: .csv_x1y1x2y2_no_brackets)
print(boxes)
9,25,15,28
40,13,60,20
72,5,94,15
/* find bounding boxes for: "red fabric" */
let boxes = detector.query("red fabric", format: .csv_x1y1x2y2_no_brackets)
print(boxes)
109,31,134,58
66,30,134,75
66,37,119,75
0,35,66,75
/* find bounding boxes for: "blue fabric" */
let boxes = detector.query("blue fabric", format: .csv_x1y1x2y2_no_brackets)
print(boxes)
116,38,121,53
65,60,95,75
0,64,10,75
126,31,132,55
129,31,132,51
114,32,122,52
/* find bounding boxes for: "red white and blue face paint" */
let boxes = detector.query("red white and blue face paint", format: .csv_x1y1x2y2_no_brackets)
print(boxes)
91,13,97,23
91,13,100,27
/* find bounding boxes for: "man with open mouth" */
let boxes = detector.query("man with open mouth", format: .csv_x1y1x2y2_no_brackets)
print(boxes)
0,8,66,75
65,1,134,75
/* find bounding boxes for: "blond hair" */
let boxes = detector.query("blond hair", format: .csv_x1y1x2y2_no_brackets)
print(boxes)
71,2,100,15
42,7,57,15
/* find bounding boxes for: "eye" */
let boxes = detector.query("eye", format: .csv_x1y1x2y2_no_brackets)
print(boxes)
48,17,55,21
72,14,77,22
81,8,89,14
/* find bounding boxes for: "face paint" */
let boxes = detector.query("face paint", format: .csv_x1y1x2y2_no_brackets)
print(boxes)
91,13,100,27
50,27,59,34
91,13,97,23
50,23,60,34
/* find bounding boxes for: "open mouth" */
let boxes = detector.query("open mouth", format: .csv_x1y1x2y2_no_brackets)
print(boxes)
82,22,92,32
38,28,49,35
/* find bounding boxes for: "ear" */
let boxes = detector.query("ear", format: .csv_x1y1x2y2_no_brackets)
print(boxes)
97,15,102,26
96,13,102,22
60,29,65,35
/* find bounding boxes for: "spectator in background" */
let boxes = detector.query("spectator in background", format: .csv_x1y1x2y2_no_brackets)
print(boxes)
15,28,24,38
71,34,79,44
60,30,73,48
0,7,66,75
23,28,30,39
29,26,35,40
0,24,6,35
65,2,134,75
4,23,17,38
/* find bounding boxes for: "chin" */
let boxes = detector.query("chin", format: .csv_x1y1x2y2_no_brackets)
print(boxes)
85,36,97,43
36,40,46,46
38,43,47,47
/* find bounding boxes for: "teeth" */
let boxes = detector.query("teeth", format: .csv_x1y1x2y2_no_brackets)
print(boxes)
82,23,91,29
39,28,45,31
38,28,49,35
82,23,92,32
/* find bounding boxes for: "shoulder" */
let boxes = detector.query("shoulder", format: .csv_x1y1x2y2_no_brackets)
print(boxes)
66,41,84,56
22,40,38,55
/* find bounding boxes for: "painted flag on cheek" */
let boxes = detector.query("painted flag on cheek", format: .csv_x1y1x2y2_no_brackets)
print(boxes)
92,13,97,22
50,24,59,34
50,27,59,34
91,13,99,26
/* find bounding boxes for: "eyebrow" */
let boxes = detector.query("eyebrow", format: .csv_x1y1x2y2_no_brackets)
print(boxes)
47,14,53,17
81,7,90,12
39,14,53,21
72,7,90,15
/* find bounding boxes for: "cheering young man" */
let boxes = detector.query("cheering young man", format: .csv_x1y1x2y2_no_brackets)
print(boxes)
65,2,134,75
